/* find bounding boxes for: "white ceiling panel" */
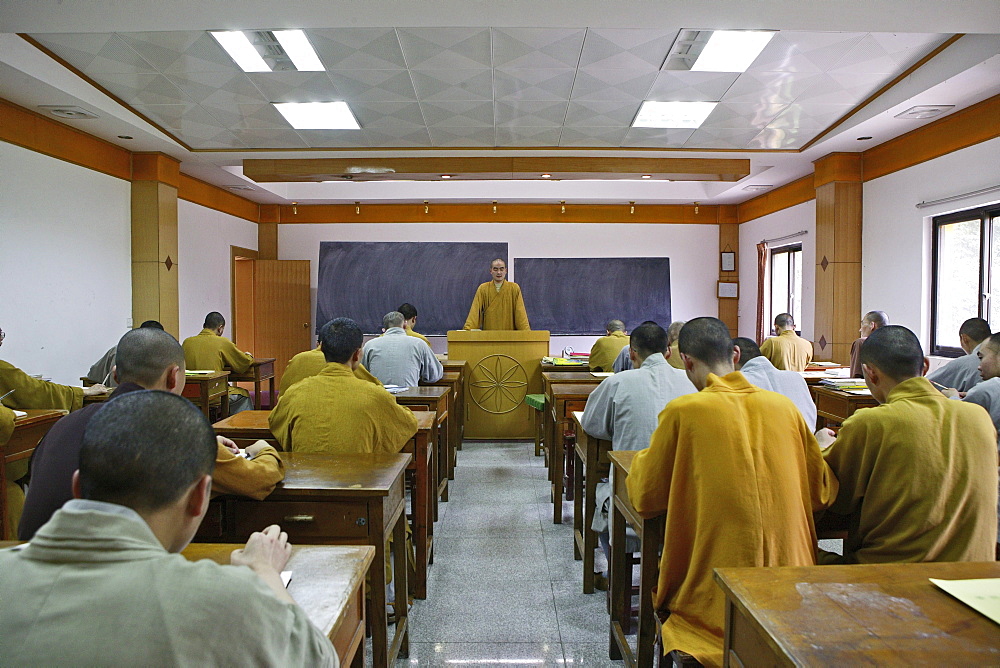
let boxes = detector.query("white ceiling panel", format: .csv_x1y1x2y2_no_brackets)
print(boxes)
420,99,496,127
244,71,344,103
397,28,493,69
118,31,234,74
558,126,630,146
427,126,497,146
409,69,494,101
646,71,740,102
491,28,587,68
578,29,676,70
495,126,564,146
564,99,642,126
326,69,418,101
308,28,407,69
495,99,569,126
494,68,577,100
569,69,658,101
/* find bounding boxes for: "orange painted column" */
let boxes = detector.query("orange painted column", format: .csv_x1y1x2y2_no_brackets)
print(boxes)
131,152,181,338
812,153,862,363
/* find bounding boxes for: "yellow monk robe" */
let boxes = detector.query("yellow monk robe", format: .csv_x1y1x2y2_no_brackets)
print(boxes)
821,376,998,564
1,406,18,540
462,281,530,330
211,443,285,500
181,329,253,400
405,326,432,348
667,342,684,370
278,346,381,396
269,362,417,453
626,372,838,667
589,330,629,371
759,330,813,371
0,361,82,412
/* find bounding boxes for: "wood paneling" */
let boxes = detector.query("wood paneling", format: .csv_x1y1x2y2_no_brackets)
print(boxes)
259,204,280,224
230,246,258,354
244,156,750,183
813,259,834,362
131,180,179,339
274,202,721,224
0,97,130,180
813,153,862,187
252,260,312,387
862,93,1000,181
815,182,862,264
177,174,260,222
718,222,740,333
258,223,278,259
814,179,862,366
131,261,180,338
132,152,180,188
736,176,815,224
832,262,863,346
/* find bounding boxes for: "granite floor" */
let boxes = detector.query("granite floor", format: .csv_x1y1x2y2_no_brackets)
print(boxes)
368,439,622,667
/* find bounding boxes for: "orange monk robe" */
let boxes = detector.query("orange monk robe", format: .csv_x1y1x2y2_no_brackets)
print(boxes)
211,442,285,500
626,372,838,667
462,281,530,331
278,346,381,396
405,326,432,348
589,330,629,372
1,406,17,540
759,330,813,371
181,329,253,400
269,362,417,454
0,361,82,412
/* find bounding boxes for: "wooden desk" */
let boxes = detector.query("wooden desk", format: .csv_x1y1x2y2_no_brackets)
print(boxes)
608,450,664,668
194,452,411,668
715,561,1000,667
546,383,600,524
542,370,604,396
182,543,375,668
210,410,438,602
571,410,611,594
424,370,463,476
228,358,276,410
395,386,450,509
436,357,467,451
541,361,590,373
2,409,66,539
82,390,111,404
811,386,878,427
183,371,230,419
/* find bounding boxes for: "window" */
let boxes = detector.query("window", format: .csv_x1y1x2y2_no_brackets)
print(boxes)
931,204,1000,356
769,244,802,332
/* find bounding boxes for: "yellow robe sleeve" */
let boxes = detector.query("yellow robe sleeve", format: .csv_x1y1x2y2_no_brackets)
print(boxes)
626,409,678,518
0,361,83,411
463,283,487,330
375,396,420,454
268,396,294,451
219,338,254,374
511,283,530,330
211,443,285,500
354,362,383,386
0,407,14,446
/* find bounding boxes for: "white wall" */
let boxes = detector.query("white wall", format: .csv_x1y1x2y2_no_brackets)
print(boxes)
279,222,720,355
177,200,258,339
0,141,131,385
738,200,817,341
863,136,1000,348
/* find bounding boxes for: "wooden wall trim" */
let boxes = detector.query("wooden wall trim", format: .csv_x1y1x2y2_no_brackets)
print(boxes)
132,152,181,188
270,202,728,224
813,152,863,187
0,97,131,180
177,174,261,222
862,93,1000,182
736,176,815,224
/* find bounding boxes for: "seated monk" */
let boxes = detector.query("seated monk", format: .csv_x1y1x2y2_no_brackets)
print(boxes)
759,313,813,371
0,390,335,666
626,317,837,666
19,327,284,541
588,319,629,372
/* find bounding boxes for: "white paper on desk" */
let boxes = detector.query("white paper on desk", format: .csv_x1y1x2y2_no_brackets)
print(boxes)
12,410,27,418
384,385,408,394
281,571,293,588
185,370,214,375
591,372,614,377
844,389,873,396
930,578,1000,625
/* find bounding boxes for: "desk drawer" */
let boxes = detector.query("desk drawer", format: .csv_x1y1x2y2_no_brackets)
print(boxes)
232,500,370,540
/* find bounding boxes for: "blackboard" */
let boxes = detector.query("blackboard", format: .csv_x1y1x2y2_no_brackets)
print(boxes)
316,241,508,335
515,257,671,335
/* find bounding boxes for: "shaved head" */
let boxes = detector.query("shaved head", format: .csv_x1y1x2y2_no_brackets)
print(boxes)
115,328,185,386
859,325,924,381
960,317,991,344
863,311,889,327
606,319,625,333
666,321,685,346
630,322,668,358
732,337,762,369
774,313,795,329
679,317,734,366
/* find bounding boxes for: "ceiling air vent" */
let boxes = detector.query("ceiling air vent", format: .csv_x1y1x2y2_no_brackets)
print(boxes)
38,105,98,120
226,185,255,191
743,184,774,192
894,105,954,120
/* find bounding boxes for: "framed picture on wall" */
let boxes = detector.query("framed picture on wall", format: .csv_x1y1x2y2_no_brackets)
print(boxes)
720,251,736,272
718,281,739,299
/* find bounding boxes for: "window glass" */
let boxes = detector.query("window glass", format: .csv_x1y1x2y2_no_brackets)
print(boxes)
935,219,980,349
991,215,1000,329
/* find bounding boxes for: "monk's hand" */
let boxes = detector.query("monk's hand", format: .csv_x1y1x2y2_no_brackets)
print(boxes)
245,440,271,458
216,435,239,454
83,384,110,396
939,387,961,399
814,428,837,450
231,524,292,574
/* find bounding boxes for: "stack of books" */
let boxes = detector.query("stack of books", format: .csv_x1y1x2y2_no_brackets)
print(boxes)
818,378,871,395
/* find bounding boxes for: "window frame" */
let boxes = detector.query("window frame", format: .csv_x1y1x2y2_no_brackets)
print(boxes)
929,204,998,357
769,243,803,335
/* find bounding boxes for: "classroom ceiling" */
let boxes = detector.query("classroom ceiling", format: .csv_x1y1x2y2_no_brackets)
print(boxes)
2,1,999,205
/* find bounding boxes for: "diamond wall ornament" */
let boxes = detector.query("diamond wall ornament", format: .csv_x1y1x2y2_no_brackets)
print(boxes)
821,256,829,271
164,256,174,271
819,335,827,350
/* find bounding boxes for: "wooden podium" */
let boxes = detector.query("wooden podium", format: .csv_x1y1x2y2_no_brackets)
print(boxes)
447,330,550,439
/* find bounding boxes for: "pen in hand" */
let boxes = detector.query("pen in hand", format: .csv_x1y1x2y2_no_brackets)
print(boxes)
0,389,14,406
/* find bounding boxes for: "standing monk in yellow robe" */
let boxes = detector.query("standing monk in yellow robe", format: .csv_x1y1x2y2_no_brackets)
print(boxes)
270,318,416,453
626,317,838,667
759,312,813,371
821,325,997,564
462,259,530,331
181,312,254,414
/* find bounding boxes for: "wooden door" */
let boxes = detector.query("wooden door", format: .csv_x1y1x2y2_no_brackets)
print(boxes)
251,260,312,388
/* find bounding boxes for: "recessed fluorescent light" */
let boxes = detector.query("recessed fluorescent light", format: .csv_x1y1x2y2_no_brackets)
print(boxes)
440,174,452,179
633,101,717,128
641,174,652,179
273,102,360,129
273,30,324,71
210,31,271,72
541,173,551,178
691,31,774,72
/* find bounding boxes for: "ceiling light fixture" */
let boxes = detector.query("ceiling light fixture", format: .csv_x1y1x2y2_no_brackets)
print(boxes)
38,105,98,119
894,105,955,120
541,173,551,178
633,101,717,129
742,184,773,192
440,174,452,179
691,31,775,72
272,30,324,71
641,174,652,179
210,31,271,72
273,102,360,130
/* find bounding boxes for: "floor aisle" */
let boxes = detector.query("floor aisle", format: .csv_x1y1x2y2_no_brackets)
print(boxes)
384,439,623,666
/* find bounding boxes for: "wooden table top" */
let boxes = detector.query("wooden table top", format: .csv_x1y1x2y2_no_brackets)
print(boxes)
181,543,375,639
394,386,449,399
551,383,601,399
214,410,435,432
608,449,637,474
715,561,1000,665
12,409,67,428
185,370,230,380
426,371,461,382
543,371,605,383
269,452,412,497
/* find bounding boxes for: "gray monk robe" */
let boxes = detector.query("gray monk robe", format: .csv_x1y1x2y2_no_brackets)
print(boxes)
0,500,337,667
